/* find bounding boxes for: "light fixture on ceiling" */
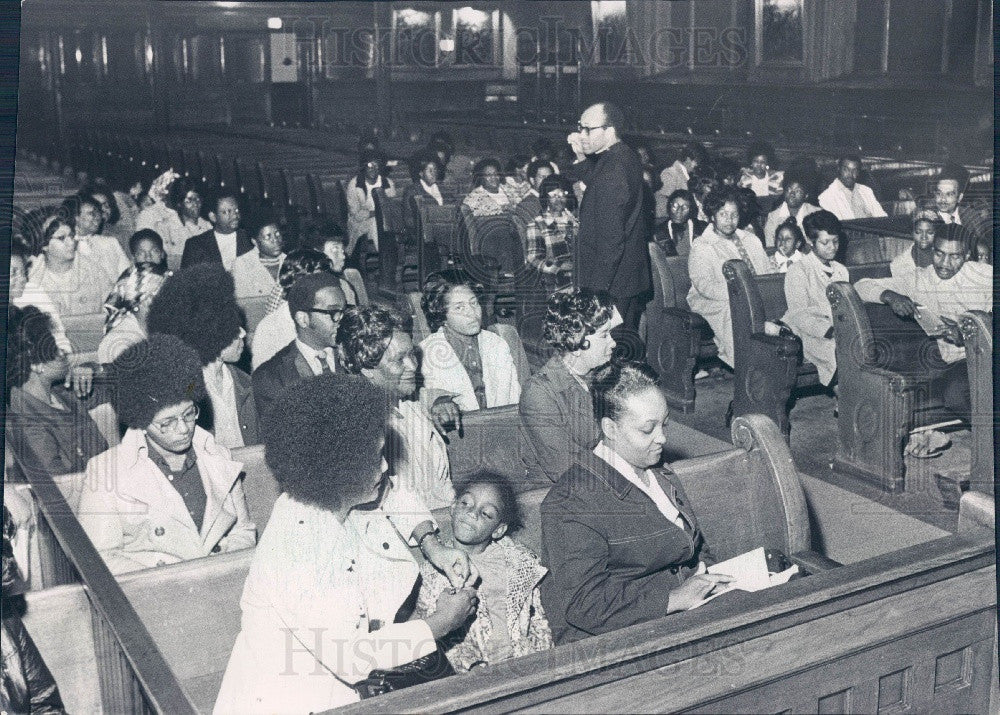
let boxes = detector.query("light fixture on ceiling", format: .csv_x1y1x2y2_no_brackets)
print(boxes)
267,17,283,30
439,37,455,53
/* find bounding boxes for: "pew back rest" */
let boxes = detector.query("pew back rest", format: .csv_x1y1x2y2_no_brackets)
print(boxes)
648,242,673,309
418,200,461,256
672,414,810,560
724,260,783,337
118,549,253,711
23,584,103,714
62,312,105,354
827,282,928,373
444,404,531,485
230,444,280,532
663,254,692,310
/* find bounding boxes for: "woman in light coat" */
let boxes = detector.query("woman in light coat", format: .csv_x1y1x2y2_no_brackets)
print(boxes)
76,335,256,574
781,210,848,386
346,149,396,256
418,270,521,412
687,186,773,367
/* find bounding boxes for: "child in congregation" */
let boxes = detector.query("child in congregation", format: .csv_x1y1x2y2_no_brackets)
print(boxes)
771,217,806,273
416,472,552,671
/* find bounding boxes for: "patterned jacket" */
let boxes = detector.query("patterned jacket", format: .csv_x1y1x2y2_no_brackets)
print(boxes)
417,536,552,671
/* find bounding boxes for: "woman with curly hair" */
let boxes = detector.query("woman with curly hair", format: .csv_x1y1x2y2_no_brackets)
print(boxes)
419,270,520,412
463,158,513,217
250,247,337,370
686,185,773,367
97,263,169,364
76,334,256,574
416,471,552,671
146,264,258,449
337,304,458,509
5,305,109,479
215,376,479,713
519,289,622,483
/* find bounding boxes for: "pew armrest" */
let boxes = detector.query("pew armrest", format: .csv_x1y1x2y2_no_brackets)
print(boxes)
790,549,842,574
958,491,995,535
749,331,801,359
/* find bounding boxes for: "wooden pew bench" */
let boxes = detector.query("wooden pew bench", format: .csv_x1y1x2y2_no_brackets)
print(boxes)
27,415,844,713
827,282,961,492
646,245,718,413
25,418,997,713
724,259,891,436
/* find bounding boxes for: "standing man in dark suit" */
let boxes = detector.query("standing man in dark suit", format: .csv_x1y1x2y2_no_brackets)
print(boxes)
251,272,346,427
564,103,651,353
180,192,254,270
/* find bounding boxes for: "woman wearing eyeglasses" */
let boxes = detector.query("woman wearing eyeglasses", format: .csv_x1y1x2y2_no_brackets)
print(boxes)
77,334,256,575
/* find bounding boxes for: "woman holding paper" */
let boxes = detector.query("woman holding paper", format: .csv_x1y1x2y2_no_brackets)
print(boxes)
539,361,732,645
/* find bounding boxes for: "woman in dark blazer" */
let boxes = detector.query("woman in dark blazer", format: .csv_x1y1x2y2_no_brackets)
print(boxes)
540,361,731,645
519,288,621,485
5,305,109,480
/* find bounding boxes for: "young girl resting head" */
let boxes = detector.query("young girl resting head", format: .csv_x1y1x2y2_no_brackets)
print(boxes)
416,472,552,670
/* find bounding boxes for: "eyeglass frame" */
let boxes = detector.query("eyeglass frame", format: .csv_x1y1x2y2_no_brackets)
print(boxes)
150,404,200,433
577,123,608,135
309,307,345,321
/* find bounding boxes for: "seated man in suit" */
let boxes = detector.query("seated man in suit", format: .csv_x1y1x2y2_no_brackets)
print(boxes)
853,224,992,422
933,163,991,252
251,271,346,426
818,155,887,221
179,192,254,271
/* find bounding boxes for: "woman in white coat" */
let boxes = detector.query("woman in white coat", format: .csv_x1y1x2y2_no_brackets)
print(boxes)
346,149,395,258
418,270,521,412
214,376,479,714
687,186,774,367
781,210,849,386
76,335,256,574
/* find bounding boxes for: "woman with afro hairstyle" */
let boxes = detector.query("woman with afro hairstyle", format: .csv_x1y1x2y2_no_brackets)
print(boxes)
146,264,258,449
418,270,521,412
250,247,336,370
76,334,255,574
337,304,458,509
5,305,109,479
97,263,169,364
215,375,478,713
519,289,622,484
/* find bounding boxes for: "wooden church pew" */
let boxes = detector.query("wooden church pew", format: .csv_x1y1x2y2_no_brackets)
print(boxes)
826,282,957,492
61,312,107,355
724,259,891,436
20,410,997,713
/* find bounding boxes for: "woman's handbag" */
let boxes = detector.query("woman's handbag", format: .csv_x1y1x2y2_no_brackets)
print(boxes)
353,647,455,699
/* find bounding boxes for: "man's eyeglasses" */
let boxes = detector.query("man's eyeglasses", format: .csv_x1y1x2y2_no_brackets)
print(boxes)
310,307,344,321
577,124,607,135
152,405,199,433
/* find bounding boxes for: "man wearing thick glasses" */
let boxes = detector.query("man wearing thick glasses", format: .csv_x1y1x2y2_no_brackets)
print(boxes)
565,102,651,355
